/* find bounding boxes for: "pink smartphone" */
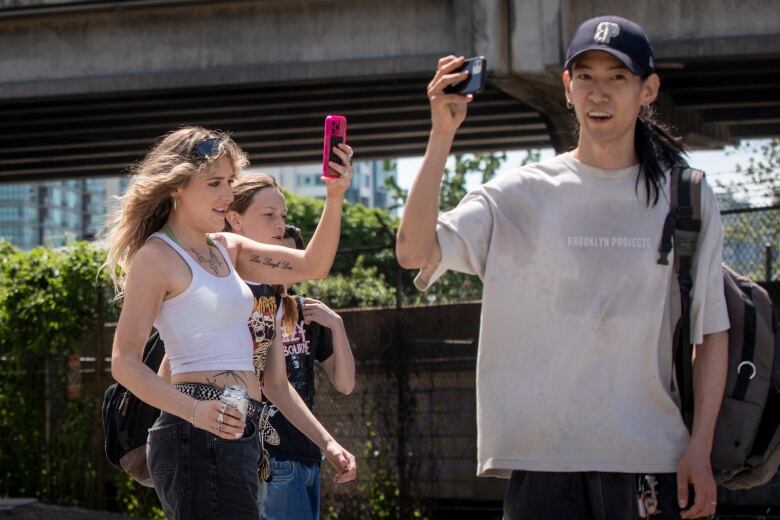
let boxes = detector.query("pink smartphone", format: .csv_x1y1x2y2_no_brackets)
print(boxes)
322,115,347,178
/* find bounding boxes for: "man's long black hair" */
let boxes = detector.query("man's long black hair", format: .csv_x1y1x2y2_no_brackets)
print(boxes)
634,105,688,206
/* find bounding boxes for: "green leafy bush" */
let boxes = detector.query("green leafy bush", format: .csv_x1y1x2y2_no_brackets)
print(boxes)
296,256,395,309
0,241,114,505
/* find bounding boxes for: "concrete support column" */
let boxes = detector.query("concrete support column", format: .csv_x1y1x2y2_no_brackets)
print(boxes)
487,0,576,152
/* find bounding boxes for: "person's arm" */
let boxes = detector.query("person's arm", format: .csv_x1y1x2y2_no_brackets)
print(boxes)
302,298,355,394
157,353,171,383
676,330,728,520
396,55,473,270
263,330,357,483
220,144,353,286
111,243,245,440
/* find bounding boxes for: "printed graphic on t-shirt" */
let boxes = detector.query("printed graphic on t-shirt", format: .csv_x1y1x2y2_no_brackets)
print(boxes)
566,235,653,249
281,321,314,406
245,283,278,383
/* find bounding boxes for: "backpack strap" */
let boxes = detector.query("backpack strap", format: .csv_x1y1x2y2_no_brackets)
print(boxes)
660,166,704,432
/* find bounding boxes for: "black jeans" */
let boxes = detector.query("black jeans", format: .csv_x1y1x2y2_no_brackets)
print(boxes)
503,471,685,520
146,411,261,520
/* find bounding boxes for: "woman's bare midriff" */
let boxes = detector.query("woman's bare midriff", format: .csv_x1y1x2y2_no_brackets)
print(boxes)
171,370,262,401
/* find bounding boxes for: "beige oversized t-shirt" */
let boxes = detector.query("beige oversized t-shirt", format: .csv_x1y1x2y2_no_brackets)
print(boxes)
416,152,730,477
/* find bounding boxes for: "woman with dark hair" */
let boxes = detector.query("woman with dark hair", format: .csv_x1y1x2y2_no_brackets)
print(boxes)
397,16,729,520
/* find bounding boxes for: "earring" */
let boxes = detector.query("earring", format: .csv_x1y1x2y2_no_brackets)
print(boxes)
566,99,573,110
172,197,177,212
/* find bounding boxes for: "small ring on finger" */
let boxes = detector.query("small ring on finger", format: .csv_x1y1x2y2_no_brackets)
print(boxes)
217,412,224,424
215,421,221,432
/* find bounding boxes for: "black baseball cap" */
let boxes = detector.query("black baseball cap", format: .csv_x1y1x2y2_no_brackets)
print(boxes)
564,16,655,77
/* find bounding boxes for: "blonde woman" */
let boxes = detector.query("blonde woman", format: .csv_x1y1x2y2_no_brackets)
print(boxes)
107,127,355,519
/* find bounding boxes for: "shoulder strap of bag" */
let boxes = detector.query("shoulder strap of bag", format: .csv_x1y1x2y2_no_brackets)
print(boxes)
658,166,704,432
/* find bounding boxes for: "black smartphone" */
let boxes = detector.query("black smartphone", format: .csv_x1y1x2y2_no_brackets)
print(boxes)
444,56,487,95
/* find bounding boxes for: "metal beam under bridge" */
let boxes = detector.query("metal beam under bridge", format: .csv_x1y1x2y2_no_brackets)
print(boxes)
0,0,779,183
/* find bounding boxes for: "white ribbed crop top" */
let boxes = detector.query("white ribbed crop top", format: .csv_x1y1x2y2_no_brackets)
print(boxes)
150,232,255,375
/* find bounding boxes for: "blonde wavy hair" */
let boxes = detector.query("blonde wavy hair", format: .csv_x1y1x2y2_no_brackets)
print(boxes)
225,173,298,335
104,126,248,295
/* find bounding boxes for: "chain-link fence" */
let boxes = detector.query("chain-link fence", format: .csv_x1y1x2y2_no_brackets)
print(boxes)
315,303,503,520
721,205,780,282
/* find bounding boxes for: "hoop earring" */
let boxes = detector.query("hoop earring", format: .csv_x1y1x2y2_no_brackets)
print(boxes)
566,99,573,110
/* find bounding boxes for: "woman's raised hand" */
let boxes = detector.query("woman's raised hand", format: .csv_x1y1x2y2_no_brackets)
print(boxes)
428,55,474,135
324,143,354,199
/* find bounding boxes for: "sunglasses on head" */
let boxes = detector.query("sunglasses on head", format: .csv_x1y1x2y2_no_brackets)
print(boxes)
192,137,223,161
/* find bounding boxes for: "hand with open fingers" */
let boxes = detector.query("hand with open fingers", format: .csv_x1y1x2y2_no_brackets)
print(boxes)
427,55,474,135
324,440,357,484
324,143,354,198
301,297,341,329
190,399,247,440
677,444,718,519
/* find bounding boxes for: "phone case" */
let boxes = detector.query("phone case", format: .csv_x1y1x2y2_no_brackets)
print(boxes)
444,56,487,95
322,115,348,178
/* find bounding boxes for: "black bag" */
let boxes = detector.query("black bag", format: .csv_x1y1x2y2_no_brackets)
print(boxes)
102,331,165,487
659,166,780,490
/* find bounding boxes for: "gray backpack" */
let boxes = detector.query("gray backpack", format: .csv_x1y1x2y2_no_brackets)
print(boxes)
658,166,780,490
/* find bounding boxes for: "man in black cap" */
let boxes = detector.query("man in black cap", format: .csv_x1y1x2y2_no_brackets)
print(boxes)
397,15,729,520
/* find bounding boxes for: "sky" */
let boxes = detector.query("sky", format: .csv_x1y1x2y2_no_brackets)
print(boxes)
394,139,773,212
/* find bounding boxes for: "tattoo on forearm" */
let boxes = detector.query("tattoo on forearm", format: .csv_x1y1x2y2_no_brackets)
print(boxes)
248,255,293,270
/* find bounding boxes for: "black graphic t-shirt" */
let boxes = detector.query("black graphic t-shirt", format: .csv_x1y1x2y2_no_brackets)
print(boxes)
245,285,334,465
267,295,333,464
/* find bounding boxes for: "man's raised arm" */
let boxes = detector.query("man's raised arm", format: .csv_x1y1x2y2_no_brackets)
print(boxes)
396,55,473,269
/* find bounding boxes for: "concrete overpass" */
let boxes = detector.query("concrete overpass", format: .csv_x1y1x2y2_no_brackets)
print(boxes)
1,0,779,182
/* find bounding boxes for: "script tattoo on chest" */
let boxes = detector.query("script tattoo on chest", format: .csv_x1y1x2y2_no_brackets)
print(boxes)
248,255,293,270
191,246,223,276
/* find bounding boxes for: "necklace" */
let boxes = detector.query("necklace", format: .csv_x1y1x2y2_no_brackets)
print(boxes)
163,224,224,276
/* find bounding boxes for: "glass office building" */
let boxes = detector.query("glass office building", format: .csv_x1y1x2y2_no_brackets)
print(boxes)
261,159,395,209
0,179,112,250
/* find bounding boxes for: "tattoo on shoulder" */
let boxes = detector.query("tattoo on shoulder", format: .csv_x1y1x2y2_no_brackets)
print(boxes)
248,255,293,271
